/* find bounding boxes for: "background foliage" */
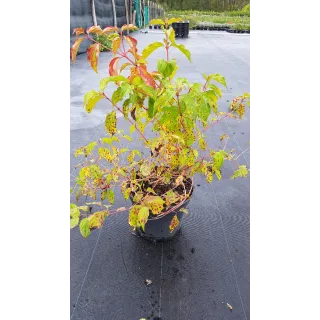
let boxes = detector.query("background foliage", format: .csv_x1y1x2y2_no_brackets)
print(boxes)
157,0,250,12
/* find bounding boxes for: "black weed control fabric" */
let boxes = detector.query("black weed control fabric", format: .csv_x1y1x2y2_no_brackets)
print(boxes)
70,0,93,53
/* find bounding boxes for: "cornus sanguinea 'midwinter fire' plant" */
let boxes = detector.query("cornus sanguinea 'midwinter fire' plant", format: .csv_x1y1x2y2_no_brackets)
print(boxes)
70,18,250,238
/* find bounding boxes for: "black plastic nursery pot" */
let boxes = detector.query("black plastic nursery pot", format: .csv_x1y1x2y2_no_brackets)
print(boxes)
130,180,194,242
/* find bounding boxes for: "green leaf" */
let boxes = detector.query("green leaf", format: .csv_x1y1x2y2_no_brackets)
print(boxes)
79,218,91,238
203,90,218,104
70,204,80,218
138,207,149,231
157,59,176,78
141,42,164,59
106,189,115,204
171,43,191,62
70,217,79,229
198,97,210,122
148,98,157,118
140,163,152,177
213,151,225,169
129,205,141,227
209,74,227,88
130,124,135,133
138,84,156,98
122,99,130,119
168,27,176,44
112,84,132,105
231,165,249,179
84,90,104,113
208,84,222,98
100,75,128,91
154,88,175,109
105,110,117,135
149,19,165,26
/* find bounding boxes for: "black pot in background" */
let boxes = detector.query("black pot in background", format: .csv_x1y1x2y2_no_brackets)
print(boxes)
130,183,194,242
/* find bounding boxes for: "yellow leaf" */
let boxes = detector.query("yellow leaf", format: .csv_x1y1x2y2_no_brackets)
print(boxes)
105,111,117,135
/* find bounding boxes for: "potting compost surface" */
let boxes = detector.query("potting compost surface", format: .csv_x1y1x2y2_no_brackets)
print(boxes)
71,30,250,320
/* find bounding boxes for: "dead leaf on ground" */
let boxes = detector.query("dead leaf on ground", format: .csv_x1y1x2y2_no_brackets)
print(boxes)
226,303,233,311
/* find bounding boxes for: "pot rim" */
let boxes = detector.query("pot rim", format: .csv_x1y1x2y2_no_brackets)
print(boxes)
130,177,194,221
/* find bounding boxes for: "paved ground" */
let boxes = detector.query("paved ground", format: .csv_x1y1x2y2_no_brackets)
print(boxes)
70,30,250,320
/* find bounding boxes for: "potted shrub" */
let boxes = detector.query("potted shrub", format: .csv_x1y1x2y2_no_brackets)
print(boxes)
70,18,250,241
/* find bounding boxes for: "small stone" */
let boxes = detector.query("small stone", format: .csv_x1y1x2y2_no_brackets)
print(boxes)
145,279,152,286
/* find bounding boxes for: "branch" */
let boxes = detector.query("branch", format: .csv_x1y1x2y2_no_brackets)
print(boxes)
102,93,148,142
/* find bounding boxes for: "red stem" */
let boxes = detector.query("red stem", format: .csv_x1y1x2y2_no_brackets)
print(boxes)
201,114,229,133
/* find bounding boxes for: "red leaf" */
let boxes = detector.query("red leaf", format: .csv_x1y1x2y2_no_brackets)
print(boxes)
102,26,119,33
137,65,156,89
71,38,85,63
73,27,84,37
109,57,120,76
124,36,137,48
87,43,100,73
86,26,103,34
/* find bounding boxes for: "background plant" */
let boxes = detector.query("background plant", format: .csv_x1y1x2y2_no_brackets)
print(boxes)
70,18,250,238
93,34,112,51
157,0,250,12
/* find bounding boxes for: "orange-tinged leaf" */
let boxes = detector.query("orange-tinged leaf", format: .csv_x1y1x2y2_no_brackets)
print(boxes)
124,36,137,48
109,57,120,76
102,26,119,33
87,43,100,73
121,24,138,31
71,38,85,63
112,37,121,55
137,65,156,89
73,27,84,37
86,25,103,34
150,71,162,77
169,215,180,233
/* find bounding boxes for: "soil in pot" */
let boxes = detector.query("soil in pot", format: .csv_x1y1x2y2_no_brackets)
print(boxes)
130,174,194,242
